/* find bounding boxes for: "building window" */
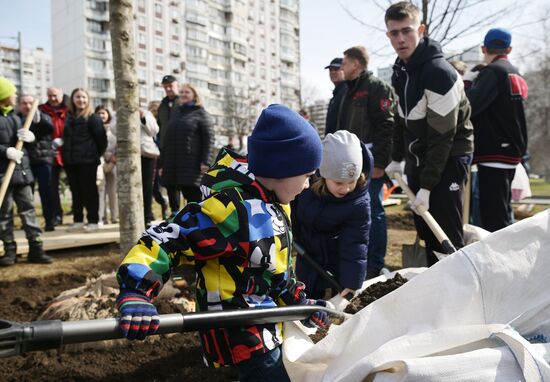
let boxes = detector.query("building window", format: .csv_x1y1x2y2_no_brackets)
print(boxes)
154,3,162,16
88,78,110,92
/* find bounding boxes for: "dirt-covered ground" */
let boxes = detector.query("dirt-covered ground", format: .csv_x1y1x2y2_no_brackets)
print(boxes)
0,210,416,381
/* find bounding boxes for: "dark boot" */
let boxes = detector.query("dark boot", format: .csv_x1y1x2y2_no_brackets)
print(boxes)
28,238,52,264
0,241,17,266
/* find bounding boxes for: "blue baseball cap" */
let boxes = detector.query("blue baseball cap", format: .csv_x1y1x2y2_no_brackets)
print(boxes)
483,28,512,49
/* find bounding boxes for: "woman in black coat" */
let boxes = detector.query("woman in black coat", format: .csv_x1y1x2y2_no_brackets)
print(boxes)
62,88,107,233
160,83,213,214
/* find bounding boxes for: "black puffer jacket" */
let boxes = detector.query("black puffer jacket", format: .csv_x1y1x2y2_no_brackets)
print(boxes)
161,105,214,187
18,111,54,165
0,111,34,186
62,113,107,166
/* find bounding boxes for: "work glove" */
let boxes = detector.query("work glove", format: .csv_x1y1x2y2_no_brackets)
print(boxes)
278,278,307,306
411,188,430,214
32,110,41,124
6,147,23,164
17,129,35,143
116,290,160,341
301,299,330,329
51,137,64,150
385,160,403,179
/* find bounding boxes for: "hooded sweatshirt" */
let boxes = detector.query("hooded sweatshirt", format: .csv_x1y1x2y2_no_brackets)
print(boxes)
117,148,303,367
391,37,474,190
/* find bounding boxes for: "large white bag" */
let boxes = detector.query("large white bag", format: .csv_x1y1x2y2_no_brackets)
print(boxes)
283,210,550,381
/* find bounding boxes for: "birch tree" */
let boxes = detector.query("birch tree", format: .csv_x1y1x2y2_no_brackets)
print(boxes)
109,0,144,255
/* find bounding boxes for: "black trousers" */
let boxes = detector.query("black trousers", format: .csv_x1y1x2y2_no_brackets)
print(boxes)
477,165,516,232
407,156,469,266
65,163,99,224
141,156,155,223
0,184,42,242
166,185,202,214
152,159,167,213
51,164,64,221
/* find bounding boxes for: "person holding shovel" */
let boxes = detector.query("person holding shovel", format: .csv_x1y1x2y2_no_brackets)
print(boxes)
115,104,329,381
293,130,373,300
0,77,51,266
384,2,474,265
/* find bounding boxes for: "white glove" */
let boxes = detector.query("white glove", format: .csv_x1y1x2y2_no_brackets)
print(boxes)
463,70,479,83
6,147,23,164
32,111,41,124
411,188,430,214
385,160,403,178
51,137,64,150
17,129,35,143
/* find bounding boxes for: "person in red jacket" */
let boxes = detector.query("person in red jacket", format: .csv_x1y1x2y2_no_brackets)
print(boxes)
39,87,68,227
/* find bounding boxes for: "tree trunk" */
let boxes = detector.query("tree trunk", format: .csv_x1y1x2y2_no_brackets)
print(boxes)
109,0,144,256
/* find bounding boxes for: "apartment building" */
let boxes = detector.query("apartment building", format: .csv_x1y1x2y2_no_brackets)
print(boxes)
52,0,301,143
0,44,52,101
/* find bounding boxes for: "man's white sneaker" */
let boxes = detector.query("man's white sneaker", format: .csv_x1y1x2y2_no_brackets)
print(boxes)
84,223,99,233
67,222,84,232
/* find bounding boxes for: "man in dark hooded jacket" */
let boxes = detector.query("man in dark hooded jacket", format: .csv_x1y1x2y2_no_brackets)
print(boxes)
384,2,474,265
0,77,52,266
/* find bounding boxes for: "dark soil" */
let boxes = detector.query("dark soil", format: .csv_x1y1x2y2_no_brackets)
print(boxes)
385,211,415,231
0,244,237,382
344,273,408,314
309,274,408,343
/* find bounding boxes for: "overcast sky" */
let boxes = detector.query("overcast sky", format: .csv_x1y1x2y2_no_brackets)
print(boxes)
1,0,547,101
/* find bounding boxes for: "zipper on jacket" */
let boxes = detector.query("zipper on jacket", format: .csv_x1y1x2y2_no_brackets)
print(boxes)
402,67,410,128
402,66,420,167
408,138,420,167
273,203,293,269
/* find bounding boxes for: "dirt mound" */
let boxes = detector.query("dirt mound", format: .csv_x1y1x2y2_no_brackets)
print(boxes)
386,210,415,231
345,273,408,314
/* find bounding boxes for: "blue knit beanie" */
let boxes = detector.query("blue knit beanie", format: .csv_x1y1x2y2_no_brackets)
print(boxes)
248,104,322,179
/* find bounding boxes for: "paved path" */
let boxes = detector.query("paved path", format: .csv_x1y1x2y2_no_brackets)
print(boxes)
0,223,120,256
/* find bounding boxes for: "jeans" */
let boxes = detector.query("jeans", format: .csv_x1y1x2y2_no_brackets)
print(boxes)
235,347,290,382
31,163,55,226
367,177,387,274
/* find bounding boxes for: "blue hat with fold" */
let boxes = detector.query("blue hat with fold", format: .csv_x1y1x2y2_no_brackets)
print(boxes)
483,28,512,49
248,104,322,179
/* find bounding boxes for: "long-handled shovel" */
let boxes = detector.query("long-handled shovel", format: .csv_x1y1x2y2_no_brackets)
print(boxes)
394,173,457,255
293,241,346,294
0,305,347,358
0,99,38,207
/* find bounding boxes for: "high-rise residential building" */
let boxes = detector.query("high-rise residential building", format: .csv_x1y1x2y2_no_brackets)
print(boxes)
51,0,301,145
308,99,328,137
0,44,52,101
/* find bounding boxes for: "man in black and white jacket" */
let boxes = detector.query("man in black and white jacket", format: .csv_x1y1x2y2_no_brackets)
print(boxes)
464,28,528,232
384,1,474,265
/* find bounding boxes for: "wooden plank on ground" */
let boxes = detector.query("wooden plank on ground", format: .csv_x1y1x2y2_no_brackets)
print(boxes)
0,224,120,256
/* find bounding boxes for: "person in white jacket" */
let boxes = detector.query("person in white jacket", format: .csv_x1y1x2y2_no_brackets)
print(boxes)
140,103,160,227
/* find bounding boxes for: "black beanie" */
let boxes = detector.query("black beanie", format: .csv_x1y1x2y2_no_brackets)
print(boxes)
248,104,322,179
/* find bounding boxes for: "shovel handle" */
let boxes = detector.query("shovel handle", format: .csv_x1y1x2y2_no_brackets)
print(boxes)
0,100,38,207
394,173,457,254
0,305,346,358
293,241,344,293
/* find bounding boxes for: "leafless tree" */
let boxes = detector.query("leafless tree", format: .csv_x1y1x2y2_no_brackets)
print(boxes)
224,86,260,151
109,0,144,255
524,7,550,180
339,0,523,57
